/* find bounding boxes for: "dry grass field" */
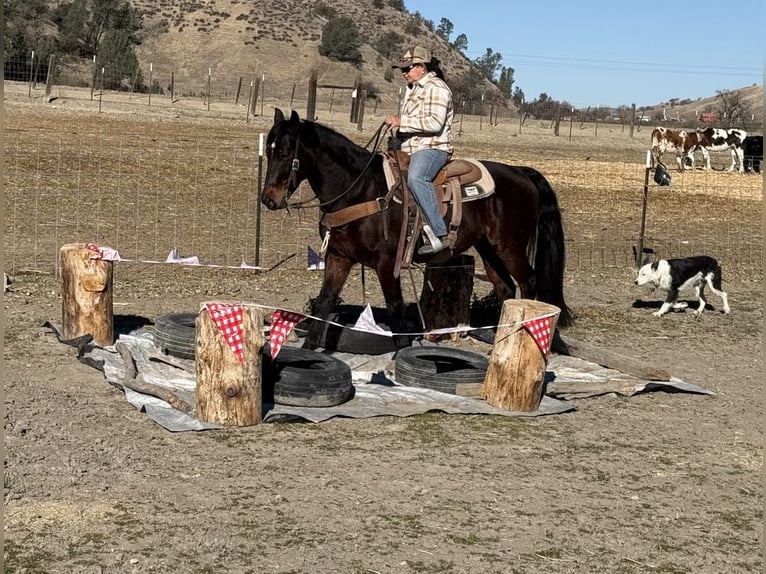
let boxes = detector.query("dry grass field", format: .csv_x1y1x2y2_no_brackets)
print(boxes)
3,84,763,574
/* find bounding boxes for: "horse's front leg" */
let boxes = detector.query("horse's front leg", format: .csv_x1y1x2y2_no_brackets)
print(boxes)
376,262,412,349
304,253,354,350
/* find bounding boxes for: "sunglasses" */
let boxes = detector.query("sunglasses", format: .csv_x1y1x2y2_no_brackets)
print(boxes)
401,64,419,73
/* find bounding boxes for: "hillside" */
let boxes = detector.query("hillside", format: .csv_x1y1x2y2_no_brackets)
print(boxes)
641,84,763,127
131,0,502,106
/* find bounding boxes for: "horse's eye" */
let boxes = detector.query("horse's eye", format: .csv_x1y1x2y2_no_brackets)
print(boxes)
276,142,292,160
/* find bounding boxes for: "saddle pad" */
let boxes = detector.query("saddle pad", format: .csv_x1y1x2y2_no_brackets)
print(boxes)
381,156,495,203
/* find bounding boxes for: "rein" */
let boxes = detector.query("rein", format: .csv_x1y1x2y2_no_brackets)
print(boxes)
287,122,390,210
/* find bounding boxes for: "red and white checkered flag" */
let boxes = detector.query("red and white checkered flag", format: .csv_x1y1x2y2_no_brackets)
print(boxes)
523,314,555,358
205,303,245,364
269,310,306,359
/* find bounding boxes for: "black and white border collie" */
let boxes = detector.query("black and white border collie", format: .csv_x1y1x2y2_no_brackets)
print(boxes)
634,256,730,317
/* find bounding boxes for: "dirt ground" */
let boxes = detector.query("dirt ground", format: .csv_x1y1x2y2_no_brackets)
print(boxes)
3,89,764,573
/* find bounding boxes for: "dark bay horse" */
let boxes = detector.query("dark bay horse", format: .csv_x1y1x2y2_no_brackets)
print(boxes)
261,108,571,348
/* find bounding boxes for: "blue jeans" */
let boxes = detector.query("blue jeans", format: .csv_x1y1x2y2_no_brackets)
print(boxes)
408,149,449,238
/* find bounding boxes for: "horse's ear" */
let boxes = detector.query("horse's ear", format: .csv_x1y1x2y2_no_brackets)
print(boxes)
274,108,285,123
289,109,300,124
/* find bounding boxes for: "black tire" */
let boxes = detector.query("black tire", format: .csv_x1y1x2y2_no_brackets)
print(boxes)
153,312,197,360
263,346,354,407
394,346,489,394
469,327,496,345
294,305,402,355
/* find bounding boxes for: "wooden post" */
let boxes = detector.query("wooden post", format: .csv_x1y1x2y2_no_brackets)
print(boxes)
59,243,114,346
196,305,264,426
44,54,54,100
235,76,242,104
306,70,317,120
481,299,560,412
419,254,474,342
356,89,366,131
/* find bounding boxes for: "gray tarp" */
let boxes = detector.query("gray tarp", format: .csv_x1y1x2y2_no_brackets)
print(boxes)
47,325,712,433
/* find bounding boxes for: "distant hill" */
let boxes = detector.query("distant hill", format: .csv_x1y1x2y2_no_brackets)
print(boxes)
640,84,763,129
131,0,503,107
130,0,762,125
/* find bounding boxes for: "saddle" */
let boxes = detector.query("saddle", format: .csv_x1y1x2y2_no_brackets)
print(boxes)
383,152,495,275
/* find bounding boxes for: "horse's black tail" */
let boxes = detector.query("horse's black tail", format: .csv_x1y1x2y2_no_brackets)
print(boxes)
522,167,572,327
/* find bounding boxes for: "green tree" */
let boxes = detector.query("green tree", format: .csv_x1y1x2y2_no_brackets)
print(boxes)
318,16,362,66
497,66,514,97
98,28,139,90
451,33,468,55
512,86,525,110
4,0,51,64
436,17,453,41
59,0,89,54
374,31,404,60
474,48,502,81
449,68,486,115
84,0,140,56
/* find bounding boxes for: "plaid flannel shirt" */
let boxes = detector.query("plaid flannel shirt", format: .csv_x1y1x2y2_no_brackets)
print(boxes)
398,72,454,155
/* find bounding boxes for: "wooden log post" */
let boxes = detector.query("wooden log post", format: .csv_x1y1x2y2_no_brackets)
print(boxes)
419,254,474,342
59,243,114,346
196,305,264,426
481,299,560,412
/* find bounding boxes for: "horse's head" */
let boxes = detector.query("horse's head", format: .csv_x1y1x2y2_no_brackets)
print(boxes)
262,108,305,210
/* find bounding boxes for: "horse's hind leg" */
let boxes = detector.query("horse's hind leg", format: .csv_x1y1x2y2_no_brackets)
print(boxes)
304,253,354,350
475,237,535,301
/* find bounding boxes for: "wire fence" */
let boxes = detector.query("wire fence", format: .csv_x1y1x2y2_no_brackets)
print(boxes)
4,77,763,286
10,51,762,132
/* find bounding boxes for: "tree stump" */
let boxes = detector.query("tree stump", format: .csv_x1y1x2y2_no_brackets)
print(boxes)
419,254,474,341
196,305,264,426
59,243,114,346
481,299,561,412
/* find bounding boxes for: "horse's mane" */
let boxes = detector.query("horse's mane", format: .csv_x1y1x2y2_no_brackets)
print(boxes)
302,119,375,171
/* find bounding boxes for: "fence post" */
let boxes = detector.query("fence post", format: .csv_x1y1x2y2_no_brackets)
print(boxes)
251,76,260,117
568,108,574,141
629,103,636,138
235,76,242,105
44,54,55,100
356,89,366,131
171,71,175,103
98,67,104,113
28,50,35,98
148,63,153,106
260,74,264,117
90,55,97,100
289,82,296,110
594,104,599,138
246,80,253,123
306,70,317,120
636,150,652,267
255,133,264,267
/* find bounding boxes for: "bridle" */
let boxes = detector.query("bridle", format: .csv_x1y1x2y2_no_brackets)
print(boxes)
284,121,391,210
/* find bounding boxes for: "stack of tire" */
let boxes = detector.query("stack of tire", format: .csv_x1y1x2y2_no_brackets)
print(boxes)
153,313,354,407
